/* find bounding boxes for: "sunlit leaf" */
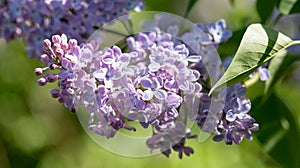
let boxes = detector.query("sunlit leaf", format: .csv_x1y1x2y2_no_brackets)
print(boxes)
209,24,295,95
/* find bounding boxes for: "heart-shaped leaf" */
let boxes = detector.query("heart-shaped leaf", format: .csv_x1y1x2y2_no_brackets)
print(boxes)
209,24,295,95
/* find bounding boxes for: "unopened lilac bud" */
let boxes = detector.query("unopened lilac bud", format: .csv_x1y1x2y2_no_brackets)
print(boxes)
52,35,61,44
50,89,60,98
37,78,47,86
68,39,78,49
50,64,60,70
34,68,43,76
55,48,64,59
44,73,58,83
40,54,49,64
43,39,51,48
58,97,65,103
61,42,69,50
52,43,60,52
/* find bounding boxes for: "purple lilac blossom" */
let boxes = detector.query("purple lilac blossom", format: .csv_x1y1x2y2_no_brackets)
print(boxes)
0,0,144,57
181,19,232,52
35,31,202,157
35,18,259,157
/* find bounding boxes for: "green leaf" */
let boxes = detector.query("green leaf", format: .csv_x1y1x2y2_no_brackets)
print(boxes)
263,52,299,101
277,0,300,15
256,0,276,24
209,24,294,95
251,94,300,168
184,0,199,18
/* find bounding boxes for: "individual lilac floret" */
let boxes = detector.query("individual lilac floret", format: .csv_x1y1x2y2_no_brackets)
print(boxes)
181,19,232,53
197,19,233,45
249,66,271,81
0,0,145,58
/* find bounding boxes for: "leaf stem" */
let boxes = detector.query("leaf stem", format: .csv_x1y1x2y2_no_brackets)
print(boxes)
291,40,300,45
243,73,260,88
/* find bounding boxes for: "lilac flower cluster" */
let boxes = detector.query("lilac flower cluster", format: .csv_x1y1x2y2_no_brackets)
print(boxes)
0,0,144,57
34,17,259,158
196,84,259,145
35,30,202,157
212,84,259,145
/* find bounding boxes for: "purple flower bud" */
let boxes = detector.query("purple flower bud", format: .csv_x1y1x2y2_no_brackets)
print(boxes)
40,54,50,64
44,73,58,83
34,68,44,76
68,39,78,49
52,34,61,44
37,77,47,86
50,89,60,98
43,39,51,49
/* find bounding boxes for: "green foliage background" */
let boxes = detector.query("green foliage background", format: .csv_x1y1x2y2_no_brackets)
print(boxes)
0,0,299,167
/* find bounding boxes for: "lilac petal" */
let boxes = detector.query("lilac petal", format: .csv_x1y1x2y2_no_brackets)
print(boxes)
226,110,236,122
213,134,225,142
231,98,242,110
102,53,115,65
179,81,195,93
135,100,146,110
104,79,114,88
240,99,251,113
126,37,136,50
72,46,81,56
65,54,77,63
140,78,152,89
127,112,147,122
58,70,69,79
138,33,149,48
192,70,200,81
222,30,233,41
259,67,270,81
143,89,154,101
164,78,178,90
194,82,202,93
148,63,160,72
232,133,243,144
61,58,72,70
154,89,167,100
112,46,122,56
140,122,149,128
119,53,130,62
166,93,182,108
93,68,107,80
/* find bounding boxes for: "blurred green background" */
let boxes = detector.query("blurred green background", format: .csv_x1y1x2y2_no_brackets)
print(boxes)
0,0,300,167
